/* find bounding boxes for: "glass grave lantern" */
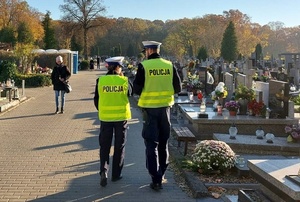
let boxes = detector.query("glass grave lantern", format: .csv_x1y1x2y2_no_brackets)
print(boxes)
256,126,265,139
229,123,238,139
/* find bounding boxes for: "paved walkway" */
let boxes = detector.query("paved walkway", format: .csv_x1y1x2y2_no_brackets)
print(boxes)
0,69,198,202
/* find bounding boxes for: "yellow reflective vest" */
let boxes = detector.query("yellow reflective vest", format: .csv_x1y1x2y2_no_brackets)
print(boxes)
98,75,131,121
138,58,174,108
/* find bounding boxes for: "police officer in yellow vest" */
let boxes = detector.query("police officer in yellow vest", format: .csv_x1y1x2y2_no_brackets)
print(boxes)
94,56,132,187
133,41,182,190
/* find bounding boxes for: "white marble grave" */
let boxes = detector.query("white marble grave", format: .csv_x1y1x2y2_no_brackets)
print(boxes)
224,72,233,100
255,81,269,107
236,73,246,88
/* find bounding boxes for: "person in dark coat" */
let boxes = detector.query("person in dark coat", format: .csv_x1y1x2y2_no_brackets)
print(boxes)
90,58,95,70
97,56,100,69
51,55,71,114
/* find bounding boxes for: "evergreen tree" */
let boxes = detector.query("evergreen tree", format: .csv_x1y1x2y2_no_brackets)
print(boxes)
42,11,57,49
126,43,134,57
115,43,122,56
255,43,262,60
220,21,238,63
0,26,17,47
17,22,34,44
197,46,208,61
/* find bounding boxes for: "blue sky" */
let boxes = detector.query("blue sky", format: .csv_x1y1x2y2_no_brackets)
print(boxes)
26,0,299,27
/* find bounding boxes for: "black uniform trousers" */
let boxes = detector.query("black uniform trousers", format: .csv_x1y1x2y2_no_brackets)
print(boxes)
99,120,128,178
142,107,170,184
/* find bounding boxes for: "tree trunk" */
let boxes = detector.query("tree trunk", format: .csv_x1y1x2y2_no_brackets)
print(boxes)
83,28,88,60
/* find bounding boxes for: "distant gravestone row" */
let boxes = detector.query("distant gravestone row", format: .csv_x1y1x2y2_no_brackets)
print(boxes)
224,67,291,119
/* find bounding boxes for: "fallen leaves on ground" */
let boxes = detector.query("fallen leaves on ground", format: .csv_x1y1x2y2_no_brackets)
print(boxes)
197,169,258,184
208,186,227,198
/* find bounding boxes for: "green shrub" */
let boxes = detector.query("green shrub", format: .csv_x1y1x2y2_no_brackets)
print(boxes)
79,60,89,70
291,95,300,105
0,60,17,82
15,73,52,87
295,106,300,113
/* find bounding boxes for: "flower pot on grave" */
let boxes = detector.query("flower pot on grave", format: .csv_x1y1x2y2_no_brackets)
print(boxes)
238,98,248,115
229,110,237,116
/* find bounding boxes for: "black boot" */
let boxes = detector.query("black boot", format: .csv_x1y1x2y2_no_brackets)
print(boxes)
55,107,59,114
100,172,108,187
60,107,64,114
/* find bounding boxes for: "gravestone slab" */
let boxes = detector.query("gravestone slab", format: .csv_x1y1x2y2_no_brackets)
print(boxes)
248,159,300,202
246,69,256,88
224,72,233,100
290,67,299,87
236,73,246,88
269,80,289,118
179,105,298,139
255,81,269,107
289,100,295,119
246,59,253,70
213,133,300,156
285,54,293,69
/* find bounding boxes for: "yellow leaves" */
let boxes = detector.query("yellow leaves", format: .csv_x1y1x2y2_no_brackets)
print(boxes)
287,135,295,143
0,0,44,43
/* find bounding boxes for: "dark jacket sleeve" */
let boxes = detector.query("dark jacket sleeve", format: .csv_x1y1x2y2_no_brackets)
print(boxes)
64,66,71,80
173,65,182,94
51,67,56,85
133,63,145,95
94,78,99,110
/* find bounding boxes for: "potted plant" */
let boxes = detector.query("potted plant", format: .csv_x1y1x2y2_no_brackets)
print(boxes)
285,125,300,142
291,94,300,113
185,73,204,94
224,100,240,116
211,82,228,100
247,99,266,116
235,84,255,101
211,82,228,110
234,84,255,115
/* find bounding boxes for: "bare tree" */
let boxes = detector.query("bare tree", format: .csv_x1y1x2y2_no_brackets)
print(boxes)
60,0,106,59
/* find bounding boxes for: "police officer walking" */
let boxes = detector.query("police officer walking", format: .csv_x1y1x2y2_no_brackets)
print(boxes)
133,41,182,190
94,56,132,187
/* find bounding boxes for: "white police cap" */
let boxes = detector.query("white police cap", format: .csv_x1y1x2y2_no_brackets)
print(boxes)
142,41,162,49
105,56,124,67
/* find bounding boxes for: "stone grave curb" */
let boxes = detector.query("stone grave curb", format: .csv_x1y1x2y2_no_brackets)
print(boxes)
168,140,210,198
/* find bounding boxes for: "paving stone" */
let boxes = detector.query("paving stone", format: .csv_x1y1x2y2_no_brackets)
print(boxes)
0,69,196,202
